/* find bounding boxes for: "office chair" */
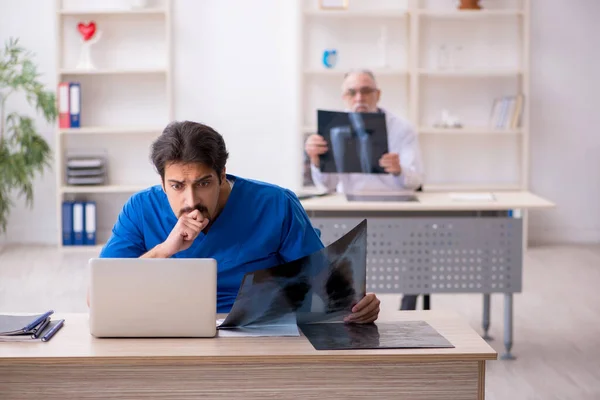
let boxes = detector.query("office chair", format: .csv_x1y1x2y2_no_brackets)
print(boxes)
400,185,431,311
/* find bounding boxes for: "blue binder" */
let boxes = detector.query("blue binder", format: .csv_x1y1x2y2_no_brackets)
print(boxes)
73,201,85,246
69,82,81,128
84,201,97,245
62,201,74,246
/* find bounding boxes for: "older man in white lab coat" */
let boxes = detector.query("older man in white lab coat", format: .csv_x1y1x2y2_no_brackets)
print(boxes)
304,69,426,310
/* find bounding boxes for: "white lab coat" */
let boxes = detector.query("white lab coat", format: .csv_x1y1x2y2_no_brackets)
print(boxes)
310,108,424,193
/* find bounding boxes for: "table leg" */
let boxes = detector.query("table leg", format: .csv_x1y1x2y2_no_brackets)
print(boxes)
423,294,431,310
482,293,493,341
501,293,516,360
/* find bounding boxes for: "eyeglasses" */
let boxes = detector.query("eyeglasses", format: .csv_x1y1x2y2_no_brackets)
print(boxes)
343,87,379,97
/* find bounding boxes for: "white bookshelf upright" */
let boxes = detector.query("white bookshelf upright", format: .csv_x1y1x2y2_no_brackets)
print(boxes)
55,0,173,250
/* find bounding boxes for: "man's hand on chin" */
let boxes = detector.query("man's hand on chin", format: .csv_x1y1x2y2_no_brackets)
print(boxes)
143,209,209,258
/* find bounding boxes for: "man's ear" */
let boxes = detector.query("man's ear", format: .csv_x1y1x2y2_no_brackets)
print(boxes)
221,167,227,184
161,177,166,192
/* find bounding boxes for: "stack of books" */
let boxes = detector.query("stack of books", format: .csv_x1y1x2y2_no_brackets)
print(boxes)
0,310,65,342
489,94,524,130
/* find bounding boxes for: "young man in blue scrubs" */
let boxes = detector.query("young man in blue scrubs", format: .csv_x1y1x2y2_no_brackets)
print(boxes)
95,121,380,323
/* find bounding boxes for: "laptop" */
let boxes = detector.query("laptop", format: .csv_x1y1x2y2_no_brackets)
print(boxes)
88,258,217,338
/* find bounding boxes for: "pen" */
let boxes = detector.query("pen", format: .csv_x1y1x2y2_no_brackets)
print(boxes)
32,317,51,339
41,319,65,342
25,310,54,332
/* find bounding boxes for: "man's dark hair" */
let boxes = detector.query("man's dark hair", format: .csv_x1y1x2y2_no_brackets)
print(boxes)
151,121,229,182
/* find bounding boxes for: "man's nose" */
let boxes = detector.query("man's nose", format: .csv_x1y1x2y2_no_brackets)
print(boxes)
183,186,198,207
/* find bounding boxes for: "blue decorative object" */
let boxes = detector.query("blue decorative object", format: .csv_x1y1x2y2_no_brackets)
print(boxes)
322,49,338,69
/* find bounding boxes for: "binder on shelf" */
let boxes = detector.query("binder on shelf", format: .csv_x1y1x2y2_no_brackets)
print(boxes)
61,201,74,246
489,94,524,130
497,96,509,129
510,94,524,129
73,202,85,245
84,202,97,246
58,82,70,129
489,98,503,129
69,82,81,128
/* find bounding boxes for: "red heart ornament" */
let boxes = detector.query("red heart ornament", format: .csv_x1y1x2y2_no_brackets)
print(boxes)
77,22,96,41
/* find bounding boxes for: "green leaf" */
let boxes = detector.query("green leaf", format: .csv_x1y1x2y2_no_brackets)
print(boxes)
0,37,53,234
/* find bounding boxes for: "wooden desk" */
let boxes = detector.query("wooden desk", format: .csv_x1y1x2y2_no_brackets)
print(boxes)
300,191,554,360
0,311,496,400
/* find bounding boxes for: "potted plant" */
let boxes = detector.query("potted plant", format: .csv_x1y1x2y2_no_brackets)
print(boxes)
0,38,57,233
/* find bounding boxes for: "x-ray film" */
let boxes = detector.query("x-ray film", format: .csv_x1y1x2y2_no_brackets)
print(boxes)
218,219,367,334
317,110,389,174
298,321,454,350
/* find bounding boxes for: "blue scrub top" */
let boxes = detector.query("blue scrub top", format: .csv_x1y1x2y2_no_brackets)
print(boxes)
99,175,324,312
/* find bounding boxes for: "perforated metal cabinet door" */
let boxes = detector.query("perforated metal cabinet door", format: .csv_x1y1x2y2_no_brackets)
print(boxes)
310,217,522,294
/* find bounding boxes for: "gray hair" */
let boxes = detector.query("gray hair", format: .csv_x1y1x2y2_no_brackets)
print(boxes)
343,69,377,85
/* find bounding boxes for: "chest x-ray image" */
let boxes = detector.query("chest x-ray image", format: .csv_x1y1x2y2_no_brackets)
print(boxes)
317,110,389,174
219,219,367,330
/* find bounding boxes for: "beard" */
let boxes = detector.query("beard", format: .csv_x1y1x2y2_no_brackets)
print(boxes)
179,203,211,220
352,103,369,112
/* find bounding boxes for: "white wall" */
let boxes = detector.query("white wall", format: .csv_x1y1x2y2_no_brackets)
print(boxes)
528,0,600,244
173,0,300,186
0,0,599,245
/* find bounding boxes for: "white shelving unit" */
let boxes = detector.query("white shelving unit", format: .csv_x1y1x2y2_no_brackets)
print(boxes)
59,126,164,135
304,67,408,76
304,10,408,18
417,69,523,77
299,0,529,192
417,9,524,17
419,127,522,135
59,8,166,16
59,185,151,194
59,68,167,75
55,0,173,250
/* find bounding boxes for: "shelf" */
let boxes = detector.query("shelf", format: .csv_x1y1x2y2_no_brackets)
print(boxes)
417,9,523,18
60,244,105,253
304,10,407,18
59,68,167,76
59,126,164,135
304,68,408,76
302,126,523,136
418,69,522,77
419,127,522,135
424,183,522,192
60,185,151,194
59,8,166,16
